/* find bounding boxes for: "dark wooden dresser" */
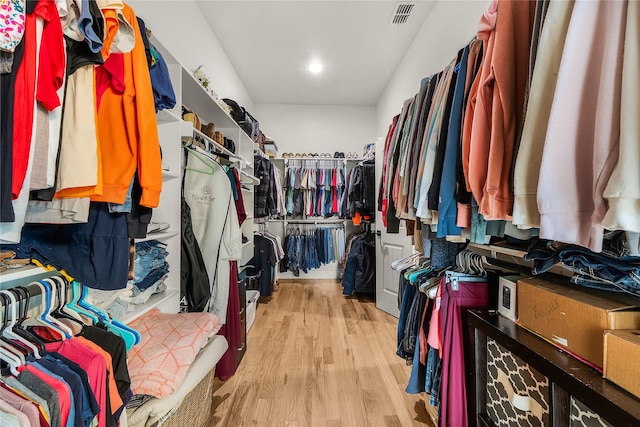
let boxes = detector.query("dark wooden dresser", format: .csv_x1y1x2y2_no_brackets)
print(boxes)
466,310,640,427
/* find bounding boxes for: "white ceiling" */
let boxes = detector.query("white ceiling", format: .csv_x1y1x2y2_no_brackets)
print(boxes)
196,1,436,106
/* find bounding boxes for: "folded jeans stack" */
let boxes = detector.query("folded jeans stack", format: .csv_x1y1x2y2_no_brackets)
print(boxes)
524,232,640,295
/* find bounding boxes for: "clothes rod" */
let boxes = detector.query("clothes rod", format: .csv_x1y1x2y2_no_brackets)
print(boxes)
283,219,346,224
284,158,347,165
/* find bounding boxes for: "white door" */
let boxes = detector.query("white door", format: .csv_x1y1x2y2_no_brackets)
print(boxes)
374,138,414,317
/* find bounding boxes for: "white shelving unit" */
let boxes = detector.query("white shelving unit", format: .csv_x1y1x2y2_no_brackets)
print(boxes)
134,33,256,320
0,33,256,326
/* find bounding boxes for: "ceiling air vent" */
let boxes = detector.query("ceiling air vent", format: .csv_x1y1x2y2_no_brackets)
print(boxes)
389,2,415,25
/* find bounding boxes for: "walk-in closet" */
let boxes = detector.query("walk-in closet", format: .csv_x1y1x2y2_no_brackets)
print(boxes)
2,1,640,426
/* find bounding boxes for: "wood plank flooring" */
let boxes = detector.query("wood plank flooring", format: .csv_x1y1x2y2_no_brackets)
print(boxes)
207,280,436,427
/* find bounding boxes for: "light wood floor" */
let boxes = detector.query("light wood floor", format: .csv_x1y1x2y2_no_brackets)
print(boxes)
207,280,436,427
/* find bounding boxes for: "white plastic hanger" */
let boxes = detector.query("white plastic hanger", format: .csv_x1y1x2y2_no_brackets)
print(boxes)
0,290,40,358
0,292,27,370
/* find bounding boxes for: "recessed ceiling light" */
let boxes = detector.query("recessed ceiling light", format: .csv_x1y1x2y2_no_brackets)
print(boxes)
307,61,323,73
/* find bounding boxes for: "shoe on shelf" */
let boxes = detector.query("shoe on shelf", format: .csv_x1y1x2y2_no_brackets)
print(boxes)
201,122,215,139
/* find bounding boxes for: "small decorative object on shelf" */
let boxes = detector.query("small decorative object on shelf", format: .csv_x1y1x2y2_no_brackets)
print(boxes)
193,65,211,89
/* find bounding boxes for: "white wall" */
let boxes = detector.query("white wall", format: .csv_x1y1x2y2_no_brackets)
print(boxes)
127,0,255,110
253,104,377,156
375,0,490,137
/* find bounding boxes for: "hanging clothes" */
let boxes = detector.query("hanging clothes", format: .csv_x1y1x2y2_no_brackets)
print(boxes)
180,196,210,312
182,148,242,321
254,153,280,219
0,281,136,427
345,159,376,222
249,234,279,297
215,260,241,381
280,223,345,277
341,227,375,295
284,160,345,219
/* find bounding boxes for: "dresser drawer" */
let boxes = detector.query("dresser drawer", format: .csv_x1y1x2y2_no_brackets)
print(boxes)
570,398,613,427
486,338,551,427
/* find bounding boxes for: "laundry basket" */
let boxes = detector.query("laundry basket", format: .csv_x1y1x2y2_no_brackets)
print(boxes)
161,368,216,427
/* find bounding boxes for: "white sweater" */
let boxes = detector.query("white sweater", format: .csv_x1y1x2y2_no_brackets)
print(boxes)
602,0,640,233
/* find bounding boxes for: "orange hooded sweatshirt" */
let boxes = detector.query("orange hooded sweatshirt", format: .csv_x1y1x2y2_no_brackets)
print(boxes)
468,0,535,220
91,4,162,207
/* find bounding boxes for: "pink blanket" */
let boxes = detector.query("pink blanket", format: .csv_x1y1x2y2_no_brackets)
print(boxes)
127,309,222,398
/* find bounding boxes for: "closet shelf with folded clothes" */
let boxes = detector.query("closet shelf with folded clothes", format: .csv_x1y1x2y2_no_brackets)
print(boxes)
466,243,574,279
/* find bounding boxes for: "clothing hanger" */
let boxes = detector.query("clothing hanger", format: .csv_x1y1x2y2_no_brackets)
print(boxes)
0,292,30,364
22,281,66,341
50,276,85,323
44,277,84,334
66,281,100,325
0,302,22,375
6,288,46,358
75,285,138,347
390,253,420,270
37,280,73,339
107,317,140,348
184,145,216,175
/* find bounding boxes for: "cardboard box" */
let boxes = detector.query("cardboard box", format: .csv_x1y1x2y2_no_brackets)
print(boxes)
517,277,640,368
604,330,640,399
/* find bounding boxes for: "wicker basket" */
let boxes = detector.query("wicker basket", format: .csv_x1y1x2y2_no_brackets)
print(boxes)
161,368,215,427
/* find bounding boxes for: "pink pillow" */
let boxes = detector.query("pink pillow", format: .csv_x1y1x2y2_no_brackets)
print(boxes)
127,309,222,398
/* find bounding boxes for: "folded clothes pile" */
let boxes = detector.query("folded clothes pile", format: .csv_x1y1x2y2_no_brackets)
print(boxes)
91,240,169,318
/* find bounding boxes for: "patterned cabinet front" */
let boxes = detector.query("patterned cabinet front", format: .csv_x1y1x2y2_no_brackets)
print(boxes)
469,311,640,427
486,338,551,427
570,398,613,427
